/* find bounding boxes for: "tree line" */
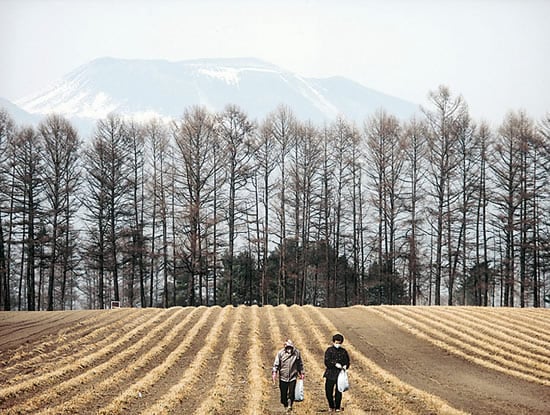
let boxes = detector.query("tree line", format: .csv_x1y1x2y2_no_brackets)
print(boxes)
0,85,549,310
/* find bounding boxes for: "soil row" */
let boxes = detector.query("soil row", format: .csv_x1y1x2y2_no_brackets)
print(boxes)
5,306,548,414
373,306,550,385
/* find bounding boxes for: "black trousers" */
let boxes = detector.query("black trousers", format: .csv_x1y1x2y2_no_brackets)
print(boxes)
279,379,297,407
325,378,342,410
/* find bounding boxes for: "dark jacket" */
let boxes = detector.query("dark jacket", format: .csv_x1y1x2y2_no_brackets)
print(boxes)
323,345,350,381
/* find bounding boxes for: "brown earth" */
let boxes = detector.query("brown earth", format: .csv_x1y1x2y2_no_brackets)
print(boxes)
0,306,549,415
321,307,550,415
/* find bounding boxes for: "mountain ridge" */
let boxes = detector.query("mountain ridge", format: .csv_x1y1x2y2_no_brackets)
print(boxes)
5,57,418,134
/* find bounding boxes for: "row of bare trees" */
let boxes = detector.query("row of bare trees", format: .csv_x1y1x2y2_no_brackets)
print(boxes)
0,85,549,310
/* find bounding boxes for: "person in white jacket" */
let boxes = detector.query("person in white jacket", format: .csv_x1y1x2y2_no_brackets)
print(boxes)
272,339,304,412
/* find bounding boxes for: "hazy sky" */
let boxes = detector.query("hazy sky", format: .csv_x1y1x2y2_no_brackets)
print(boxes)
1,0,548,125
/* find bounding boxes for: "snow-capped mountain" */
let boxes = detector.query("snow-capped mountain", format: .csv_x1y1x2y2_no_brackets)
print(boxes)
13,57,418,131
0,97,39,126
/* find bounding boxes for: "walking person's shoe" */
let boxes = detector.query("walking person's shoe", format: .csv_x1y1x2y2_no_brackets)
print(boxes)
286,398,293,412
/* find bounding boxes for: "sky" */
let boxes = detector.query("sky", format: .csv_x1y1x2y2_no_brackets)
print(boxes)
0,0,549,125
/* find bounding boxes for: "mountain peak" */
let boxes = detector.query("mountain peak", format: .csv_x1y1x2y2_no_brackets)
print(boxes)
77,56,283,75
15,57,418,127
179,57,281,70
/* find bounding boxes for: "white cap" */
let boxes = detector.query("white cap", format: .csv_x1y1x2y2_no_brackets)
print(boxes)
284,339,294,348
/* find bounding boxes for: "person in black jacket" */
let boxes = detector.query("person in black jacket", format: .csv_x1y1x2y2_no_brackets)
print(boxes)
323,333,350,412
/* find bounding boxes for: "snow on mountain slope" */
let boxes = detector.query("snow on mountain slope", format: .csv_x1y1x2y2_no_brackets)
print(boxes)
16,57,418,126
0,96,40,126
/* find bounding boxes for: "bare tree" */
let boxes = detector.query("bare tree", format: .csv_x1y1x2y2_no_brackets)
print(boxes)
449,112,478,305
364,110,406,304
39,115,80,310
506,112,544,307
289,120,321,304
401,117,427,305
328,117,354,306
490,111,533,306
144,119,170,307
347,119,368,305
526,125,546,307
253,119,278,305
473,122,492,306
267,105,296,304
1,92,550,311
173,107,217,306
209,127,225,306
423,86,467,305
536,114,550,307
319,125,335,306
217,104,254,305
10,127,44,310
83,115,132,308
0,110,16,310
83,133,108,309
124,121,147,307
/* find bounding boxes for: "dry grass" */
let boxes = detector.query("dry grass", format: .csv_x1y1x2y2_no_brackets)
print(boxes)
0,309,163,407
305,306,468,415
97,306,214,415
244,305,270,415
374,306,550,386
37,307,193,415
193,306,245,415
0,309,145,383
139,305,231,415
1,305,548,415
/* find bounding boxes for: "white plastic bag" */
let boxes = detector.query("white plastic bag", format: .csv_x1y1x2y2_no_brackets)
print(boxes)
295,378,304,401
337,369,349,392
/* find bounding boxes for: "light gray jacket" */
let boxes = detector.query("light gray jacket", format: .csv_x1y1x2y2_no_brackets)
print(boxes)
273,347,304,382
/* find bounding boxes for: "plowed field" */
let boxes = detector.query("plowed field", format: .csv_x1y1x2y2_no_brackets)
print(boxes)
0,305,549,415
